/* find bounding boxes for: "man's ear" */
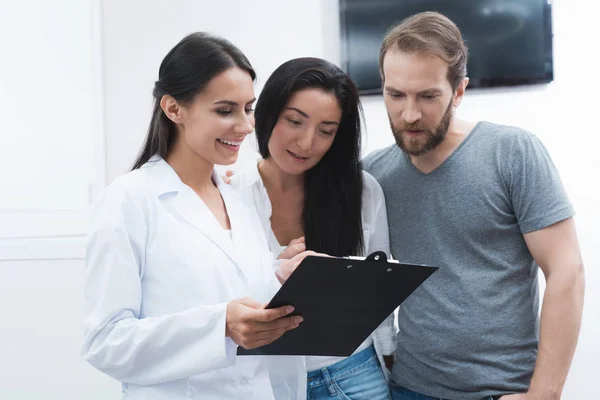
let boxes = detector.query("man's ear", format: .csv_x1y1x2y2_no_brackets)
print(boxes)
453,77,469,107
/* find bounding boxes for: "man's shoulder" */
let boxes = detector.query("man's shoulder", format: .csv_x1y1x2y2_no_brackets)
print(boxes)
477,121,539,147
362,144,401,177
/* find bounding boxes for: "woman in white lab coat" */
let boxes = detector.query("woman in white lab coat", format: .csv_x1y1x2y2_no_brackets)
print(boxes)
81,32,308,400
226,58,396,400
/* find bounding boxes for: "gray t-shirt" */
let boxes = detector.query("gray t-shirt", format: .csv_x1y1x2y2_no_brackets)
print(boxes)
363,121,574,400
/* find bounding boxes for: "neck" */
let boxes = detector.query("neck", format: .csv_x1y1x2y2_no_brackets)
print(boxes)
258,158,304,193
409,117,477,173
166,141,215,193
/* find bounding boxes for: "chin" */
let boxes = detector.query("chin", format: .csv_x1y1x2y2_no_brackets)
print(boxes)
282,164,308,176
215,155,239,166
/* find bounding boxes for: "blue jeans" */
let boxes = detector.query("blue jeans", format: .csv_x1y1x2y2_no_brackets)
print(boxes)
390,384,501,400
306,345,391,400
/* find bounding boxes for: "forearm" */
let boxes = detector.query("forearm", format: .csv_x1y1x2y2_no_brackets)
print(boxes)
82,303,237,385
528,265,585,399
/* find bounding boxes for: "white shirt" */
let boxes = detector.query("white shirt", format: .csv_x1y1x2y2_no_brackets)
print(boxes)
82,157,285,400
230,161,397,394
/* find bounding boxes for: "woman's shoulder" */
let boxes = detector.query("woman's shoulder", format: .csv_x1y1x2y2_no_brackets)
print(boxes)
361,170,384,202
106,167,152,197
227,158,263,190
92,166,157,219
360,170,385,225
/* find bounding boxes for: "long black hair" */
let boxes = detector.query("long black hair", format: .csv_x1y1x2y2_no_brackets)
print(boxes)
254,57,364,257
132,32,256,170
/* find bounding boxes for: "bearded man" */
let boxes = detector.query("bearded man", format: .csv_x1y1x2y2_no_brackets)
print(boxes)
363,11,585,400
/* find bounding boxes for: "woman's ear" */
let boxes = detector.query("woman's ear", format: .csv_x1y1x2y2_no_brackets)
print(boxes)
160,95,183,123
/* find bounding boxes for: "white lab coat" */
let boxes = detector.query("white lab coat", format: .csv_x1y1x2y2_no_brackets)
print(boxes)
82,156,285,400
229,161,397,399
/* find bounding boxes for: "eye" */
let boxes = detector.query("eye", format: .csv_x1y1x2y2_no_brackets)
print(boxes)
245,107,254,114
421,94,438,100
216,109,232,116
286,118,302,126
319,129,334,136
388,92,404,99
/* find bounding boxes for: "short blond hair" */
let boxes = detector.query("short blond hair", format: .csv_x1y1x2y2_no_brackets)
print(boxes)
379,11,468,90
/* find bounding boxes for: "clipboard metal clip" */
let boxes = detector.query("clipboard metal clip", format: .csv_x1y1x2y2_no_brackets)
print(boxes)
365,251,388,262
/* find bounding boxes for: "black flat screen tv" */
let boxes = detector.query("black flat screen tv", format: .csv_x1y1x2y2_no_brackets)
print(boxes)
340,0,554,94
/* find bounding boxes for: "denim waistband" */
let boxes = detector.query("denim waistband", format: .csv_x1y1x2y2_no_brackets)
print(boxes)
306,345,378,386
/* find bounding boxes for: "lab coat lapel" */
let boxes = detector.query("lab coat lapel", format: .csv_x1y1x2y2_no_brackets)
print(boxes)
171,184,239,266
147,158,253,281
216,173,261,280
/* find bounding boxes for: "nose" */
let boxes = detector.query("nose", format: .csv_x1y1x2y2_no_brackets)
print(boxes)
235,113,254,135
296,129,315,152
403,100,422,125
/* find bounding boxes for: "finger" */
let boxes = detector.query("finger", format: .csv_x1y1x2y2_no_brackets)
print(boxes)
251,305,295,322
277,244,305,261
288,236,305,245
314,252,333,258
249,322,299,343
226,170,234,177
258,321,301,344
299,250,332,259
251,315,303,333
224,178,230,184
289,250,317,264
238,297,264,310
245,327,296,349
279,243,306,259
292,242,306,252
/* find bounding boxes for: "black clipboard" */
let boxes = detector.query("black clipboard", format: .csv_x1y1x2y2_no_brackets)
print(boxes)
237,251,438,356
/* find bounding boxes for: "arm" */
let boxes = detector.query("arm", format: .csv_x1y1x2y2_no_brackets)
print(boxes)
499,132,584,399
82,185,238,385
524,218,584,399
503,218,584,400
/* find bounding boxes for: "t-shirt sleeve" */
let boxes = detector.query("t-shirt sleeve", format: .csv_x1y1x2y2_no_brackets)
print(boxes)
361,148,385,175
505,130,575,234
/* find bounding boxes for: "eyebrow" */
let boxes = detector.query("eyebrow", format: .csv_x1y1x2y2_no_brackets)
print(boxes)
384,86,442,95
285,107,339,126
419,89,442,95
213,98,256,106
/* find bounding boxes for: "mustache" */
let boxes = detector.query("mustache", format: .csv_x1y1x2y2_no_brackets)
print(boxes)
394,122,432,132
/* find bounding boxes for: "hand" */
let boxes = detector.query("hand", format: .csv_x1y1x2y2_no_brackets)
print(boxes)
276,250,331,284
277,237,306,260
225,297,302,349
222,169,235,184
383,354,394,372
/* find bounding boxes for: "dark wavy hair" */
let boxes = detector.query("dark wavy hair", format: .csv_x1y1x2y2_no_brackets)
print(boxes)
132,32,256,170
254,57,364,257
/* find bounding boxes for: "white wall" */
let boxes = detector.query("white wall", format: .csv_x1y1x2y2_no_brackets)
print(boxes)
101,0,336,181
2,0,596,398
0,0,105,243
0,0,117,398
101,0,599,398
0,259,118,399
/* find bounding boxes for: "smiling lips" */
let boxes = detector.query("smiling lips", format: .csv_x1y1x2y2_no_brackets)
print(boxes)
287,150,309,161
216,138,244,151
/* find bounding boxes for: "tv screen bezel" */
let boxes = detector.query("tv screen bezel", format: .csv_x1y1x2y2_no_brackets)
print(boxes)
339,0,554,95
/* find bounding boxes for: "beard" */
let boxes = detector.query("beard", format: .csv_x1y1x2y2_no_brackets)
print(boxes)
389,99,453,156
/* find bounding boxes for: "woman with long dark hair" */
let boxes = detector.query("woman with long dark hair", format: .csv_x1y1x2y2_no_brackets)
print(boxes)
229,57,395,400
81,33,311,399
